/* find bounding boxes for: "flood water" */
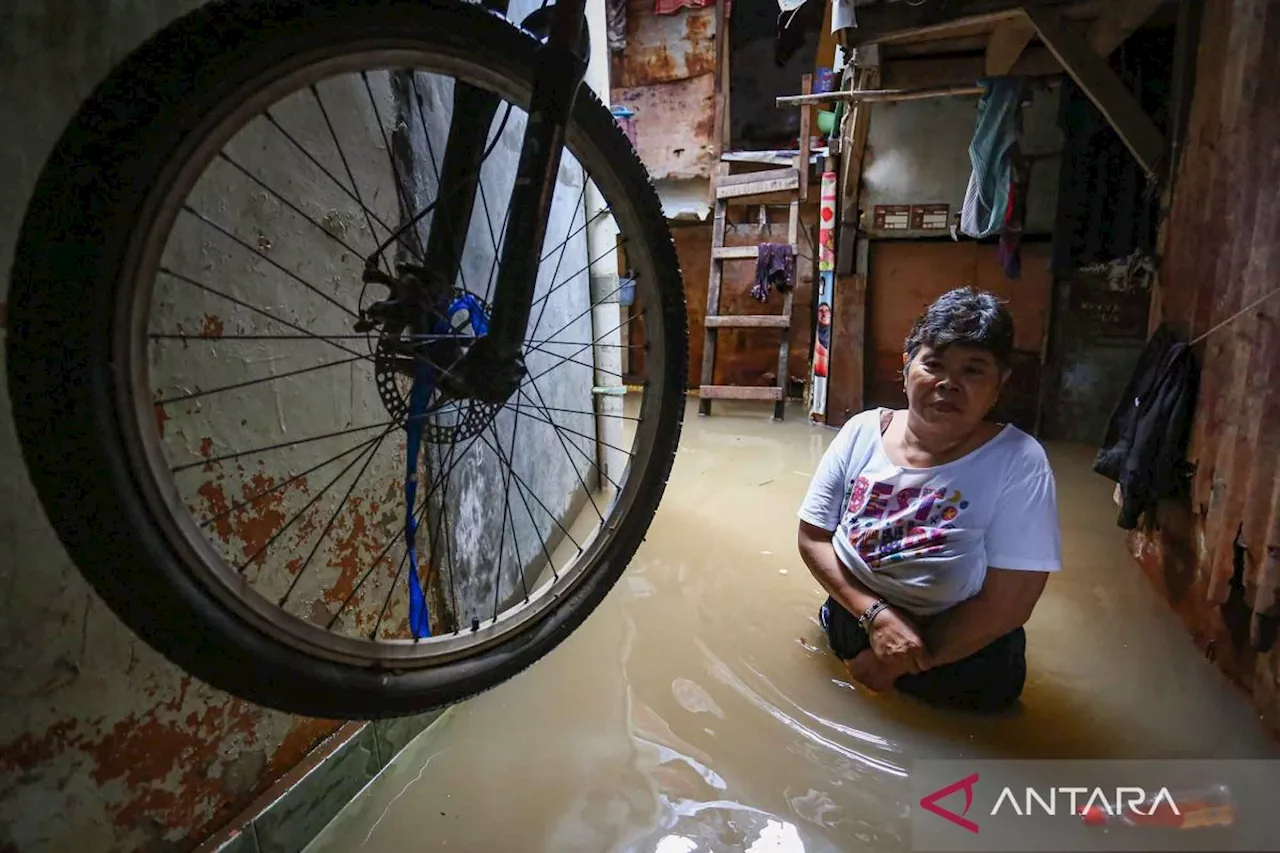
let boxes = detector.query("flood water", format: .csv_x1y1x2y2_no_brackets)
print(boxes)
307,401,1279,853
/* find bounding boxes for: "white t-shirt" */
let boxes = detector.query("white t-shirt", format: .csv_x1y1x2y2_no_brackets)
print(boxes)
797,408,1063,617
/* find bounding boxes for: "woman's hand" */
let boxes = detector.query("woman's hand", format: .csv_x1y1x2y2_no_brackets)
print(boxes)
866,606,928,672
845,649,911,693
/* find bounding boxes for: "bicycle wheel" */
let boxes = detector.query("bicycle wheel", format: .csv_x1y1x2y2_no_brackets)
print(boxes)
5,0,687,719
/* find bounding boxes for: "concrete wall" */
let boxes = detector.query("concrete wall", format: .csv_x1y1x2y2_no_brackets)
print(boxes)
859,84,1063,238
0,1,607,850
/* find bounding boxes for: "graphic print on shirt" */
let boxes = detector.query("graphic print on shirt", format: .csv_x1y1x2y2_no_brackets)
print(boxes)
844,475,970,569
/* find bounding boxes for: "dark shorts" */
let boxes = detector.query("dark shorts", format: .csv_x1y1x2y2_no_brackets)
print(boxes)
819,596,1027,712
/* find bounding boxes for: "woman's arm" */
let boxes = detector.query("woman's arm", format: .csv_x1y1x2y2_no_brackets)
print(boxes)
797,520,883,618
798,520,926,672
919,567,1048,668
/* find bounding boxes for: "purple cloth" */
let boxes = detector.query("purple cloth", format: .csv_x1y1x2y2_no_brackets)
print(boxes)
752,243,796,302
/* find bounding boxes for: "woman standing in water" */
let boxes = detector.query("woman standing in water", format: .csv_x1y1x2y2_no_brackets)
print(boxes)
797,287,1062,711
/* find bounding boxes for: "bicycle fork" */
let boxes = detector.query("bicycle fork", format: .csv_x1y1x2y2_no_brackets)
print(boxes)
436,0,591,403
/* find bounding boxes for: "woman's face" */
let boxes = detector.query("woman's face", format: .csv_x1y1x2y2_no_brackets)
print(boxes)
902,344,1008,431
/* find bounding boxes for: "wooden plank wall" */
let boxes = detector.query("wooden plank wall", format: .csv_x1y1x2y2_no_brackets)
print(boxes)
864,240,1054,433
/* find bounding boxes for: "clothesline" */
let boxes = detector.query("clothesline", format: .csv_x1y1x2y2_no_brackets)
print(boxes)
1188,281,1280,346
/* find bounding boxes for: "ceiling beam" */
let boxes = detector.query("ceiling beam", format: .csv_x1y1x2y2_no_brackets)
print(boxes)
985,16,1038,75
1088,0,1170,56
1022,4,1166,177
837,0,1103,49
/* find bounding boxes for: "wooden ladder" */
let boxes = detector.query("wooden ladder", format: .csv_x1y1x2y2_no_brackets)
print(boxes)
698,77,812,421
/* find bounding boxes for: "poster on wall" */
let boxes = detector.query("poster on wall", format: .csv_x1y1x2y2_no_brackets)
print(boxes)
810,171,837,423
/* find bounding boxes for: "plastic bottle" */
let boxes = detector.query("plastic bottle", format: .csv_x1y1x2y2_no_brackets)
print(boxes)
1078,783,1236,830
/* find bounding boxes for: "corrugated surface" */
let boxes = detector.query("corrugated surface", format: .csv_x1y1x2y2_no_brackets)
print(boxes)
609,0,717,88
1134,0,1280,733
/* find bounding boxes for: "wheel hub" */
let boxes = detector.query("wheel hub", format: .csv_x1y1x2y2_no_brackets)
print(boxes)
359,262,514,443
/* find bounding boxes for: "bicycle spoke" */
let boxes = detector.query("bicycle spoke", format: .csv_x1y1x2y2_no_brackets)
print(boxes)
522,311,638,389
329,418,488,629
216,151,373,261
528,277,635,364
263,108,400,243
158,267,365,360
515,387,629,491
181,205,361,321
528,241,625,319
519,402,640,422
490,400,527,622
198,432,386,530
173,406,448,473
361,71,423,260
278,429,392,605
308,84,398,271
476,424,564,581
515,381,604,522
156,353,370,405
330,497,429,632
237,423,392,572
527,179,588,344
371,535,416,640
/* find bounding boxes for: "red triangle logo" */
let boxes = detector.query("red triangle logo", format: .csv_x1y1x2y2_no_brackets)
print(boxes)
920,772,981,834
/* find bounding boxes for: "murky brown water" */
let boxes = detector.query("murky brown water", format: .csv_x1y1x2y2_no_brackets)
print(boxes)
307,401,1279,853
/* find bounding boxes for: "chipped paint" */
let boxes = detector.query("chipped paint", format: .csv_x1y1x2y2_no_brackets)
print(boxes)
610,0,717,88
611,72,717,181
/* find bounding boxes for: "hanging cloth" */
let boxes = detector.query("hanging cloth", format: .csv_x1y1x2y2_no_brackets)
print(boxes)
960,76,1024,239
607,0,628,52
752,242,796,302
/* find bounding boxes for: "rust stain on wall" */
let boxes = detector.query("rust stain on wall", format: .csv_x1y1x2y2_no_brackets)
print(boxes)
200,314,224,338
610,0,717,88
612,72,717,182
1139,0,1280,736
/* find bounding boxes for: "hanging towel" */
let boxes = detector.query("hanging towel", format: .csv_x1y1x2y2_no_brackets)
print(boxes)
960,77,1024,239
752,243,796,302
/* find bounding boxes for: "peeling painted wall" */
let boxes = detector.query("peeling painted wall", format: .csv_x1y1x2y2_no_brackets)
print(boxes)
609,0,717,88
1133,0,1280,739
609,0,718,186
0,0,599,849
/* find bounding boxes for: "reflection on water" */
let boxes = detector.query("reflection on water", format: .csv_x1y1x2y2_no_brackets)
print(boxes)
306,401,1278,853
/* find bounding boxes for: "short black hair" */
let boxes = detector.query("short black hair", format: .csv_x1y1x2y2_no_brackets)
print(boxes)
903,287,1014,368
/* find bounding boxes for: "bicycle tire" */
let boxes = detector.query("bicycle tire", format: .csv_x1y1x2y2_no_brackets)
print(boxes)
5,0,688,719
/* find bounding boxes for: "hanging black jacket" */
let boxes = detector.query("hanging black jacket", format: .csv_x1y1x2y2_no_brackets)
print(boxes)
1093,323,1200,529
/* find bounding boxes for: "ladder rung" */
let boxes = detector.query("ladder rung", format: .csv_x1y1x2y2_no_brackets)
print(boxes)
712,243,799,261
716,168,799,200
704,315,790,329
712,245,760,260
699,385,785,401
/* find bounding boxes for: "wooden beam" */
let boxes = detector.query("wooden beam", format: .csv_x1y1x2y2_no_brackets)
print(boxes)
797,73,812,202
882,48,1062,89
985,16,1037,76
704,315,791,329
1088,0,1169,57
778,83,984,107
698,385,785,401
837,0,1104,47
1023,4,1165,178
